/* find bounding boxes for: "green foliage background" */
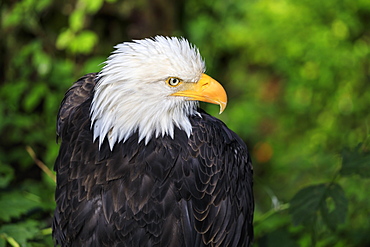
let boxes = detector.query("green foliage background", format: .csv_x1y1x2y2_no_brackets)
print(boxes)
1,0,369,246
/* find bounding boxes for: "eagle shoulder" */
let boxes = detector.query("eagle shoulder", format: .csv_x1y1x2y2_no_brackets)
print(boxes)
178,111,254,246
57,73,97,138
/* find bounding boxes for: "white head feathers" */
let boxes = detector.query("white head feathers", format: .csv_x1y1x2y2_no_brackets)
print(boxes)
90,36,206,149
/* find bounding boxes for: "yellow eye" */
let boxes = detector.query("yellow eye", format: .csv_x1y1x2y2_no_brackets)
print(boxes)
167,77,182,87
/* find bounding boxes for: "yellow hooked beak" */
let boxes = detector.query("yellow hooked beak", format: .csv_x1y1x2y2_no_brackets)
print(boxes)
171,74,227,114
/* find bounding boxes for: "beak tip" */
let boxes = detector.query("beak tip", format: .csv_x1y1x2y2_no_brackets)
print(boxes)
218,101,227,114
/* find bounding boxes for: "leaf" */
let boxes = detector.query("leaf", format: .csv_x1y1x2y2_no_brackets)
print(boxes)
69,9,85,32
0,81,28,109
340,144,370,178
289,183,348,230
57,29,98,54
2,3,22,28
70,30,98,54
82,0,104,13
0,220,40,246
289,184,326,227
0,191,40,222
23,83,48,112
56,29,74,50
32,50,52,76
0,164,14,189
320,184,348,231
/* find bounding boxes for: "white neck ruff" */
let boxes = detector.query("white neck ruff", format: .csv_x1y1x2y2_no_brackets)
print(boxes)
89,36,205,150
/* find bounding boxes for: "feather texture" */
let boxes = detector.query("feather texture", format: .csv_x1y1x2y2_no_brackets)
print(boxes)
53,73,253,246
90,37,204,149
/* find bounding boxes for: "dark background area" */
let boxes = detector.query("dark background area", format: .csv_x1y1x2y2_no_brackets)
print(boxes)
1,0,370,246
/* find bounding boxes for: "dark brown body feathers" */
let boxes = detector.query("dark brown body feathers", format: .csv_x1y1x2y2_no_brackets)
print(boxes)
53,73,253,246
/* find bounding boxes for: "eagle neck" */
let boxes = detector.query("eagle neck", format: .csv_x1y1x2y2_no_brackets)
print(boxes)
90,85,199,150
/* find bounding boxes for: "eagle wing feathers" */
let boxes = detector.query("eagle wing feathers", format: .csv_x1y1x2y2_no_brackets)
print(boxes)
53,74,253,247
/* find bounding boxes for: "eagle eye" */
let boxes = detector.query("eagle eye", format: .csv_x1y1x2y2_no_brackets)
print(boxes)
167,77,182,87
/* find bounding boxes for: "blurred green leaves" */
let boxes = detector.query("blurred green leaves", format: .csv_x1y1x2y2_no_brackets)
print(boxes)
286,143,370,246
0,220,50,247
0,191,40,222
0,164,14,189
55,0,116,54
57,29,98,54
1,0,52,29
290,183,348,230
341,144,370,178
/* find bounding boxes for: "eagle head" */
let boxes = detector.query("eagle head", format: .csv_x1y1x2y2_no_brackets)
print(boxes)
90,36,227,149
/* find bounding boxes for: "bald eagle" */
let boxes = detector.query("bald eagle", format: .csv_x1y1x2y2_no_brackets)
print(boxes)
53,36,253,247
